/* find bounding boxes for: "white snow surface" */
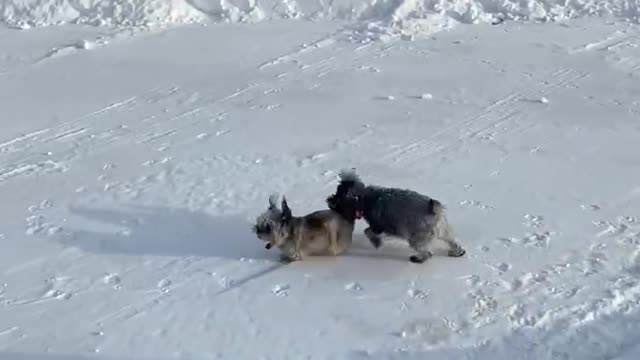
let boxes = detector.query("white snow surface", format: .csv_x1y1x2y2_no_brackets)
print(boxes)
2,2,640,360
2,0,640,36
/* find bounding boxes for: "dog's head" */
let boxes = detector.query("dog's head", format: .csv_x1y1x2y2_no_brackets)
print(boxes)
326,169,366,220
252,194,293,249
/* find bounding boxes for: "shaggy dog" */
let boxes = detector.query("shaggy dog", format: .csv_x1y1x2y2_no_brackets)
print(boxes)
252,194,356,262
326,169,466,263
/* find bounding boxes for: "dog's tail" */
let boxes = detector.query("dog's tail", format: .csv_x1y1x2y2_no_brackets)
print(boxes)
428,198,454,239
268,193,280,210
428,198,445,217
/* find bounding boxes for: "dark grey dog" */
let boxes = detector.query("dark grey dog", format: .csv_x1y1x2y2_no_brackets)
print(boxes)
326,169,466,263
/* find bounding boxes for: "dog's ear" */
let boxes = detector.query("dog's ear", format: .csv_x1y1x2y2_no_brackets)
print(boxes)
268,194,279,210
281,196,292,222
326,194,335,208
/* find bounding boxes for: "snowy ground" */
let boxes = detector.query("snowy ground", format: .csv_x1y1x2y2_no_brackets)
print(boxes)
2,2,640,359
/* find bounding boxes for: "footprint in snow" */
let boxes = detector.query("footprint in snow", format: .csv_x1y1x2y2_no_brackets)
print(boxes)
509,271,548,292
506,303,538,328
493,262,511,273
407,288,429,301
547,285,581,299
396,318,452,345
523,214,544,228
460,199,493,210
103,274,122,290
298,153,326,167
470,292,498,320
43,289,72,300
272,284,290,297
28,200,53,212
157,279,172,293
581,204,601,211
345,282,363,292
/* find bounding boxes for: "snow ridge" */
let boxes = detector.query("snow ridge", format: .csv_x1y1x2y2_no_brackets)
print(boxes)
2,0,639,35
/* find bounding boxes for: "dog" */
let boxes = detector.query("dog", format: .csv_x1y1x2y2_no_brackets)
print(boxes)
252,194,356,262
326,169,466,264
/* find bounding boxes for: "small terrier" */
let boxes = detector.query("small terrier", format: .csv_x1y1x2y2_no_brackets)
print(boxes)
253,194,356,262
326,169,466,263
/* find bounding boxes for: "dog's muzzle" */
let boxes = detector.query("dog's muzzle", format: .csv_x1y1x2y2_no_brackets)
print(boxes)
355,210,364,219
265,243,272,249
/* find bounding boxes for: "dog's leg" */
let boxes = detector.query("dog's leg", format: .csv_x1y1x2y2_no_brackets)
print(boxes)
279,238,302,262
336,227,353,255
328,226,341,256
439,221,466,257
281,249,302,262
364,227,383,249
291,235,304,260
444,238,466,257
408,232,435,264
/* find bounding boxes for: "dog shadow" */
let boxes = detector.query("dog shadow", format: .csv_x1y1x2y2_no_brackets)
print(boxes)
345,233,415,261
58,205,277,261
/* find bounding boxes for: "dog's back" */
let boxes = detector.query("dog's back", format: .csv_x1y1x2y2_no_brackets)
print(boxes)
295,209,354,256
363,186,444,238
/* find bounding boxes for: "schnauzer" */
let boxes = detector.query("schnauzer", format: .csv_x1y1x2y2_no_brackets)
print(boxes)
326,169,466,263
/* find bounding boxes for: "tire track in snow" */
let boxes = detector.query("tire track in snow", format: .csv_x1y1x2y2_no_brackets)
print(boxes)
0,29,136,78
258,33,339,70
135,82,258,145
0,31,370,185
0,92,142,157
569,31,635,54
385,68,588,164
570,31,640,75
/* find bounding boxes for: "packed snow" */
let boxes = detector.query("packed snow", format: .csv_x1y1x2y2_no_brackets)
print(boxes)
1,0,640,359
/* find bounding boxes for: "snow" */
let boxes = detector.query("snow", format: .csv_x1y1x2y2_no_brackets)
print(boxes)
3,0,640,37
2,0,640,358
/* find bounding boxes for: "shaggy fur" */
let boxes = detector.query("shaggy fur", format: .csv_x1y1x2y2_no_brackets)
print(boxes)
326,169,466,263
252,194,355,262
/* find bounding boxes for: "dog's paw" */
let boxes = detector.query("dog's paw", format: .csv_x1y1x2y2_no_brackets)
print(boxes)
409,253,432,264
364,228,383,249
370,236,382,249
279,254,294,263
448,247,466,257
279,252,302,263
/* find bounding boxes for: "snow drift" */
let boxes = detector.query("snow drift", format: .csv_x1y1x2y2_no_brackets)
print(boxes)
2,0,639,35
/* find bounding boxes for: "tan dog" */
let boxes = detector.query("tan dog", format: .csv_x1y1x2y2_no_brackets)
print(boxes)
252,194,356,262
